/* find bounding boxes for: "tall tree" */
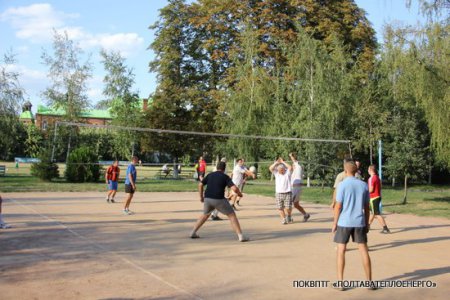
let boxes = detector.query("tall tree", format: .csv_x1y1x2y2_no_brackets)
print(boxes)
0,52,26,160
144,0,215,160
100,49,141,159
41,30,92,121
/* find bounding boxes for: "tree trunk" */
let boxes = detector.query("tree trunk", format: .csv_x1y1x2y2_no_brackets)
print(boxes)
402,175,408,205
428,164,432,185
392,177,395,187
173,157,179,179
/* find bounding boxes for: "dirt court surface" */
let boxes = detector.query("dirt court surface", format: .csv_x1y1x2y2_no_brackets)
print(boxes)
1,192,449,300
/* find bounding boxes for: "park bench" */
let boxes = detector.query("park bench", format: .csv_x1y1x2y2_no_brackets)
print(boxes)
0,165,5,176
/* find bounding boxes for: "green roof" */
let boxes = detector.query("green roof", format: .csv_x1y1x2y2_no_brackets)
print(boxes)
37,105,112,119
19,111,34,119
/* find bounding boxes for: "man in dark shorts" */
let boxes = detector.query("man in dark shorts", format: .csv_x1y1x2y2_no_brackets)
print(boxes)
122,156,138,215
189,161,249,242
332,161,372,289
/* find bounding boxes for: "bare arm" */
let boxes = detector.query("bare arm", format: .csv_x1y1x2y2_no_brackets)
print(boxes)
128,173,135,189
364,200,370,228
244,169,256,179
269,161,278,173
330,189,337,208
332,202,342,232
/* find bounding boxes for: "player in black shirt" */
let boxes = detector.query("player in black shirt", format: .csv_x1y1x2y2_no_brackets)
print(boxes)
189,162,249,242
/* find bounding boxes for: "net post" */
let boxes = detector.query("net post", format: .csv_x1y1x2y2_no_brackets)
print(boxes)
51,122,58,162
378,140,383,180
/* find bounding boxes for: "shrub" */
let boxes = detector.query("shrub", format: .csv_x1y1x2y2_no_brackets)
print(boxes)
65,147,101,182
30,150,59,181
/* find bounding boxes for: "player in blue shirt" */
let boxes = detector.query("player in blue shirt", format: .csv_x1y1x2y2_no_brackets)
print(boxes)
122,156,138,215
332,160,373,290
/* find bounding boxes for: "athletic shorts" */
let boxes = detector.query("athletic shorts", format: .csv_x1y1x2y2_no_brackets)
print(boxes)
108,180,118,191
276,192,293,209
203,197,234,215
197,171,205,181
292,186,302,202
125,184,135,194
370,197,382,215
334,226,368,244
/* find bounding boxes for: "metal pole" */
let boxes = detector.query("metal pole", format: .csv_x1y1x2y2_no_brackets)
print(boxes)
51,122,58,162
378,140,382,181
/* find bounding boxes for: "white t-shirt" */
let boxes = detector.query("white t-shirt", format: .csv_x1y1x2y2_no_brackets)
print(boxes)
232,165,246,186
273,169,292,193
291,161,303,186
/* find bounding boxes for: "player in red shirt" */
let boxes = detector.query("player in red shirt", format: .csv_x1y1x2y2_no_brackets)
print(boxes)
368,165,390,233
105,160,120,203
196,156,207,181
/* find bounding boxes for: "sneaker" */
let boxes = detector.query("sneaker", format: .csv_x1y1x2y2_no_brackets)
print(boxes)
282,218,288,225
239,235,250,242
286,215,293,223
211,215,223,221
106,198,110,203
110,199,115,203
0,223,11,229
303,214,310,222
123,209,130,215
190,232,200,239
381,228,391,234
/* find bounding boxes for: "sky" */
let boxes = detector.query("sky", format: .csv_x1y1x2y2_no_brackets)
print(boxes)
0,0,426,113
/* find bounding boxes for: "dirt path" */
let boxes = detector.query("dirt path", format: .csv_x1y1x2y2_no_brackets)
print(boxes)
1,192,449,299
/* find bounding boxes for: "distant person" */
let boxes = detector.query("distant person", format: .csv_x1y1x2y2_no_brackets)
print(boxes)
330,158,354,209
105,160,120,203
0,195,11,229
289,153,310,222
332,161,372,289
189,161,249,242
368,165,390,234
355,160,363,180
122,156,139,215
162,164,170,178
196,156,207,181
269,158,293,224
230,158,255,210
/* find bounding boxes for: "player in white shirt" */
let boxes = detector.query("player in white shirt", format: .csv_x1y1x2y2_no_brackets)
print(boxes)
269,158,294,224
289,153,310,222
229,158,255,210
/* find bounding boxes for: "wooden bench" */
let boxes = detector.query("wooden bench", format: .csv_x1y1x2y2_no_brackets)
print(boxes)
0,165,5,176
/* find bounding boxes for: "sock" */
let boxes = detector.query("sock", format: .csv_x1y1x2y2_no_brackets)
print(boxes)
190,230,197,236
238,233,244,240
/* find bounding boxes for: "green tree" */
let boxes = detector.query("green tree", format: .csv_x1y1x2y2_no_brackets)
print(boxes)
100,49,141,159
41,30,92,120
0,52,26,160
25,124,44,158
144,0,215,161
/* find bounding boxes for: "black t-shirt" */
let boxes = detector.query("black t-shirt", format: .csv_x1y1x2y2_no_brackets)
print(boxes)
202,171,235,199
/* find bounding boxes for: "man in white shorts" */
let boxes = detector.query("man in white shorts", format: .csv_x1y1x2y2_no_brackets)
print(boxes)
229,158,255,210
289,153,310,222
269,158,293,225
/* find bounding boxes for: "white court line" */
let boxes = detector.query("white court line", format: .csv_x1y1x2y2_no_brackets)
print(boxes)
7,197,203,300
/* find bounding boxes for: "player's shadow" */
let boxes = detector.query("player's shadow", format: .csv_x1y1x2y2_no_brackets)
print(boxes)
251,228,330,241
369,236,450,251
392,224,450,234
383,266,450,281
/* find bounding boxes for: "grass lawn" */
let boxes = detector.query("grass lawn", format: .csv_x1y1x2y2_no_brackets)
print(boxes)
1,172,449,219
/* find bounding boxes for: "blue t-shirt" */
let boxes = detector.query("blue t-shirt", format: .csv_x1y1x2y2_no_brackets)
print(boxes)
125,164,137,185
336,176,369,227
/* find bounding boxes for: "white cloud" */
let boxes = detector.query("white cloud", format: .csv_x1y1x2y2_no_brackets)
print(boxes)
0,3,79,43
1,3,144,57
5,64,46,81
79,33,144,57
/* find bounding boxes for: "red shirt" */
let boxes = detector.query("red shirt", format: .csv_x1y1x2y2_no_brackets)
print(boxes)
369,174,381,199
107,166,120,182
198,160,207,172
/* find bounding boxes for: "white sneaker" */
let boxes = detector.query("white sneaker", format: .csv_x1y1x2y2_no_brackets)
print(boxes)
0,223,11,229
